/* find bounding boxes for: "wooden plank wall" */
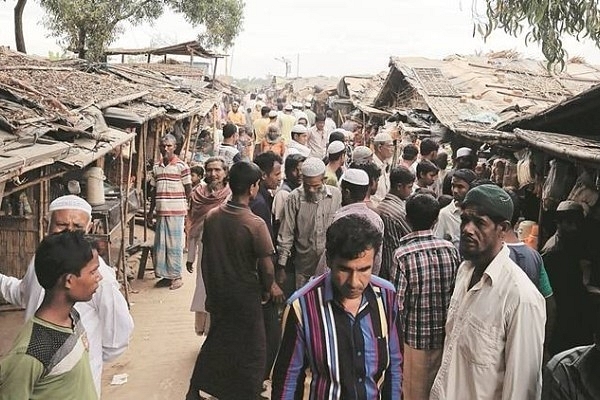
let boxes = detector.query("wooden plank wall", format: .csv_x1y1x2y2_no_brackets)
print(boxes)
0,185,41,304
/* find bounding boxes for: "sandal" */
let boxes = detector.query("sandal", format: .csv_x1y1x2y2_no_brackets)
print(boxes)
170,278,183,290
186,262,194,273
155,278,171,287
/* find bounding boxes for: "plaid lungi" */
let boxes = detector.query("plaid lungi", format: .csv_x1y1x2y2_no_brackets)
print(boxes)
154,215,185,279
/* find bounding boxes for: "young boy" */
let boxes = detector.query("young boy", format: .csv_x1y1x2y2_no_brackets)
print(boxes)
190,165,205,190
0,231,101,399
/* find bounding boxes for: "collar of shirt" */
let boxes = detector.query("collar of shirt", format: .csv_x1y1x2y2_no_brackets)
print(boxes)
373,154,389,171
158,155,181,167
322,272,376,308
399,229,435,244
462,244,511,288
449,201,461,215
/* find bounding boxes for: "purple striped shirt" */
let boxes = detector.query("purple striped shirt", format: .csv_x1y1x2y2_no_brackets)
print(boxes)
271,273,403,399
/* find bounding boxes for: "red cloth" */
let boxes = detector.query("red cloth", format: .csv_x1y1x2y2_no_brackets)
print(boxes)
187,184,231,238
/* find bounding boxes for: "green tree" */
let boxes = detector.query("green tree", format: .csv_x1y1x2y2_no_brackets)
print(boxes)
476,1,600,70
38,0,244,61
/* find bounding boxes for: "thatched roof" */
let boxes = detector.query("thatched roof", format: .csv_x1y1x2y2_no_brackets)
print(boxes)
105,40,223,59
374,53,600,143
514,128,600,168
497,82,600,136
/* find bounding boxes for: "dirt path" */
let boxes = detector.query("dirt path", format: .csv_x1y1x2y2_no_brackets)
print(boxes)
0,257,206,400
101,267,204,400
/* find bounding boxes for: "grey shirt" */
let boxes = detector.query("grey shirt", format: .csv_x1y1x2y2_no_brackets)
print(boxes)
277,185,342,278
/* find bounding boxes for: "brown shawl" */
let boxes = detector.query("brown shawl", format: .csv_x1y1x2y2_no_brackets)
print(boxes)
187,183,231,238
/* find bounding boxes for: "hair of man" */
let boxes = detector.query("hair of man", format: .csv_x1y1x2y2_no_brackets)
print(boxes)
222,123,238,139
416,159,439,177
229,161,263,196
419,138,439,156
253,151,283,175
406,193,441,231
35,230,95,291
340,180,369,203
390,166,416,187
325,214,383,263
284,154,306,177
349,161,381,184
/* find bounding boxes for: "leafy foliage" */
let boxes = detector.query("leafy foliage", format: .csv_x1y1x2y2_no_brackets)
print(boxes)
475,1,600,71
38,0,244,61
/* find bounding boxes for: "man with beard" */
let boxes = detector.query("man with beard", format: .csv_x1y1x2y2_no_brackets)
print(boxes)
188,156,231,335
434,169,477,249
186,162,284,400
277,157,342,290
542,200,594,355
371,132,395,207
314,169,384,276
430,184,545,400
147,134,192,290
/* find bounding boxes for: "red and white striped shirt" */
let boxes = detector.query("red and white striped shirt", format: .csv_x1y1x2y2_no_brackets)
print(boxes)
150,156,191,216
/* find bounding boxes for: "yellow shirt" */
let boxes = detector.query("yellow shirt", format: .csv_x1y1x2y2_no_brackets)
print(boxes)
227,110,246,126
253,117,270,144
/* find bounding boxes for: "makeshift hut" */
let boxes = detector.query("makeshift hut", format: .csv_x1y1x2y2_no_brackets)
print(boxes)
0,48,137,301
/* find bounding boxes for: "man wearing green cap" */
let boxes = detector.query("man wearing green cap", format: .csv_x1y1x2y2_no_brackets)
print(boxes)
430,184,546,400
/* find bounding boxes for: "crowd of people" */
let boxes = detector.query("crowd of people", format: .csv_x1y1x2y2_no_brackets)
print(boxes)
0,94,598,400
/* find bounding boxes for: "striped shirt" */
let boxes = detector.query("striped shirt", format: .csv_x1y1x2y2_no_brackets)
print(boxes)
377,193,412,280
216,143,241,166
391,230,460,350
150,156,191,216
271,273,403,400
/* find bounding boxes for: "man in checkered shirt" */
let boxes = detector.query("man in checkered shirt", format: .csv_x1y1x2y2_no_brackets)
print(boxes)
390,193,460,400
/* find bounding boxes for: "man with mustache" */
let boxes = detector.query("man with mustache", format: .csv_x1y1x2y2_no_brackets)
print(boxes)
430,184,545,400
277,157,341,291
188,156,231,335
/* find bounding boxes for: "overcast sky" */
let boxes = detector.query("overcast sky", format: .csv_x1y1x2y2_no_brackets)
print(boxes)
2,0,600,78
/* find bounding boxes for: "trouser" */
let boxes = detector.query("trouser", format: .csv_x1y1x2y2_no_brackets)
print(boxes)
403,344,443,400
262,300,281,380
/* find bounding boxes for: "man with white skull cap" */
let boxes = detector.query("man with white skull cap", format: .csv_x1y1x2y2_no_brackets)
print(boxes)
0,195,134,397
314,168,385,276
277,157,342,291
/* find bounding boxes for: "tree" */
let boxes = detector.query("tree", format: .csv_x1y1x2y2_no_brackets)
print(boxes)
38,0,244,61
475,1,600,70
14,0,27,53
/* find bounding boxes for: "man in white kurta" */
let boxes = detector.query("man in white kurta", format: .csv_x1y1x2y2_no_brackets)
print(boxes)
430,184,545,400
0,195,134,397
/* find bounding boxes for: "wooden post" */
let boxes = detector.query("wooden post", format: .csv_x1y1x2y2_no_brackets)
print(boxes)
147,53,151,63
212,57,218,83
121,54,125,63
183,116,195,162
141,123,148,242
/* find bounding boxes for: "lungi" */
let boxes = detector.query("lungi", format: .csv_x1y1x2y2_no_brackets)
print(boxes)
153,215,185,280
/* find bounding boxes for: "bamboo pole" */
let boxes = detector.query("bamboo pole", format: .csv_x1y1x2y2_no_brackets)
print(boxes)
116,142,133,307
183,116,195,161
142,123,148,242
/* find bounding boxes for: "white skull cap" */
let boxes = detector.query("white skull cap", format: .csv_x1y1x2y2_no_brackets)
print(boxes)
48,195,92,218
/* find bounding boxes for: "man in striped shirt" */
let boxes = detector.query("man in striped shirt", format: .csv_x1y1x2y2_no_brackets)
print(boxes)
377,166,415,280
147,134,192,290
272,214,403,399
390,193,460,400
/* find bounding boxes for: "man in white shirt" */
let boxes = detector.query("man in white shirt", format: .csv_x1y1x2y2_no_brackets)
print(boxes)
430,184,545,400
371,132,394,207
0,195,134,397
307,114,327,159
434,169,477,248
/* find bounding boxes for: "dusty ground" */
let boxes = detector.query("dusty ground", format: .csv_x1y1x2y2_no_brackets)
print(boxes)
0,228,209,400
